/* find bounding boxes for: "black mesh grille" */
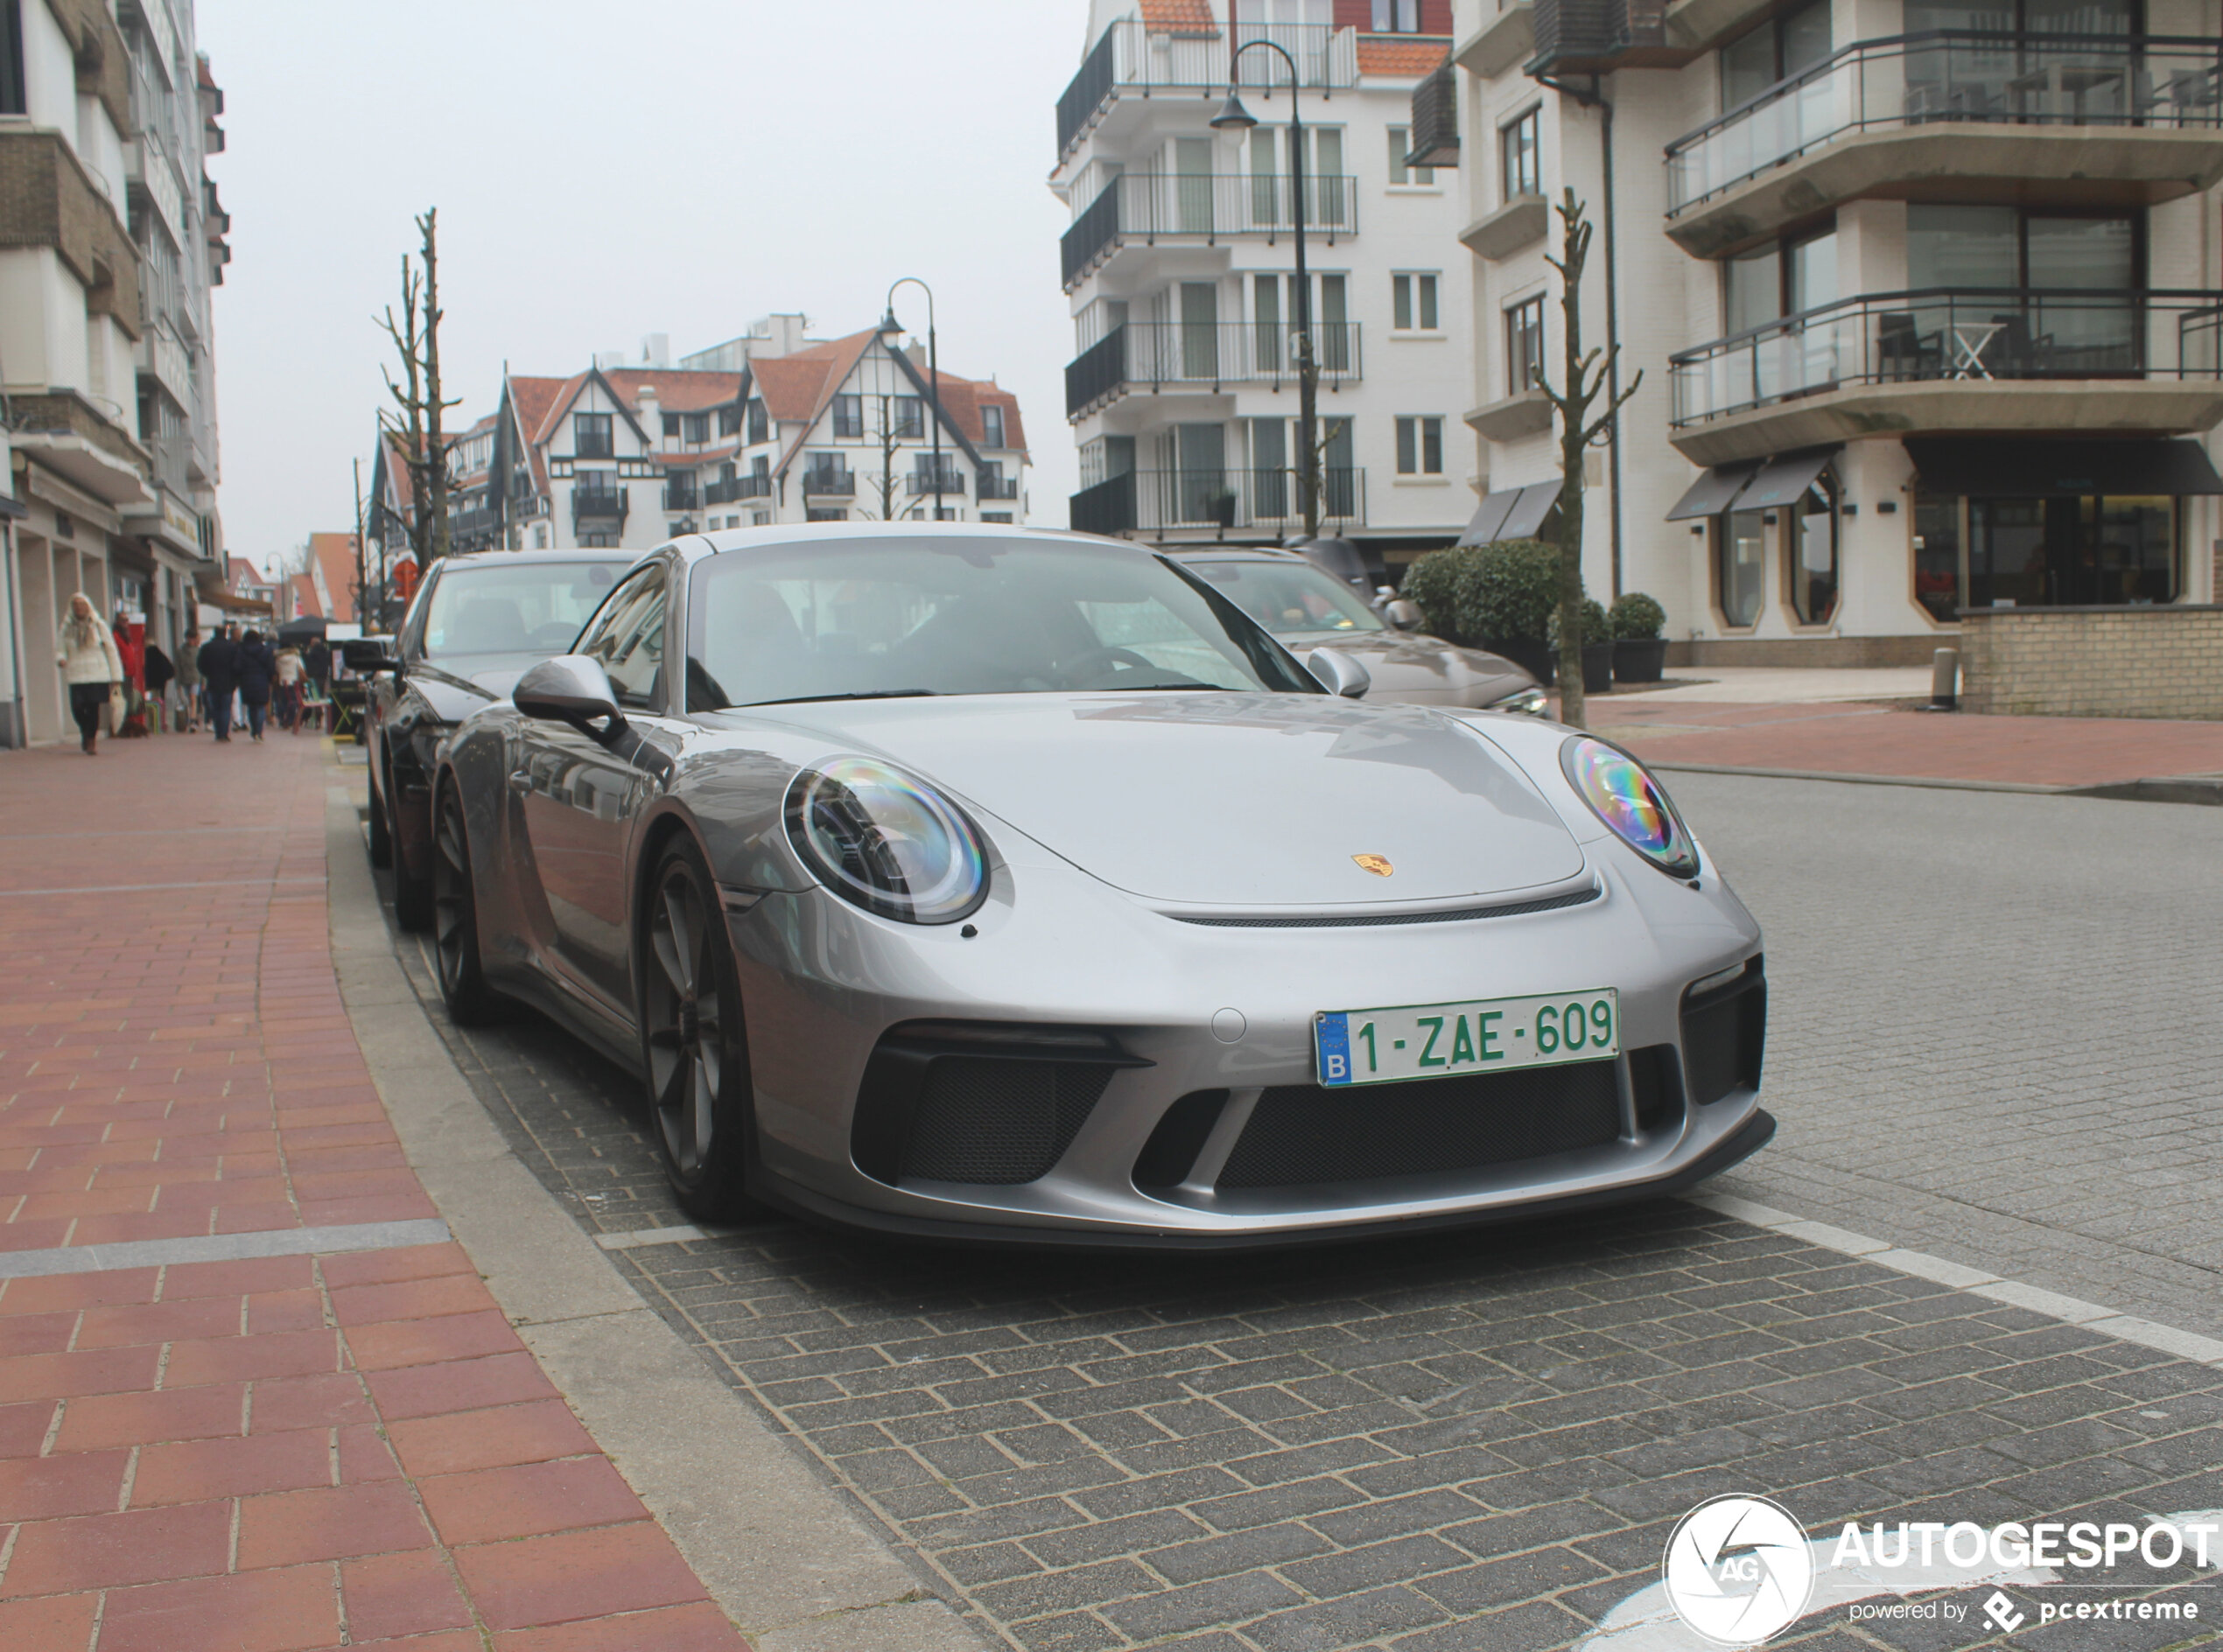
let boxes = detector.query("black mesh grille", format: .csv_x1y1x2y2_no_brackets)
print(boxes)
1167,885,1601,929
1681,976,1766,1108
1216,1060,1623,1190
900,1058,1114,1185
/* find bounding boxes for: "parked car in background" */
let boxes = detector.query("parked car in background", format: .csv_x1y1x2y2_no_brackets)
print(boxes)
1175,549,1546,714
347,548,640,928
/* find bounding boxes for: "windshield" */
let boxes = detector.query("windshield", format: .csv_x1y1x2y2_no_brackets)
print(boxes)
684,538,1321,710
1183,558,1386,637
420,561,626,660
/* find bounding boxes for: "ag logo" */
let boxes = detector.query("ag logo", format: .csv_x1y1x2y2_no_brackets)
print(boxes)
1662,1495,1814,1646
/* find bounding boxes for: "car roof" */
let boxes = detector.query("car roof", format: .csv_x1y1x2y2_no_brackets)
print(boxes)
437,548,642,570
1172,548,1318,565
677,520,1140,564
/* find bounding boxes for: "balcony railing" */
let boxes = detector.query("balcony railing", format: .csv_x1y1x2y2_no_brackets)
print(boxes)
803,469,857,497
1056,18,1358,163
571,483,628,522
1667,32,2223,214
705,474,773,504
663,484,700,511
978,474,1020,500
1066,322,1364,418
1669,288,2223,427
908,469,968,497
1062,172,1358,290
1069,467,1364,536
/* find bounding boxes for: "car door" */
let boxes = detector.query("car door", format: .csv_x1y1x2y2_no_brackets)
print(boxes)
515,561,673,1012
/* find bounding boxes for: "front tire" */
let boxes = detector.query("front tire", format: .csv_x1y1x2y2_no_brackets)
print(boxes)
640,836,763,1223
431,781,499,1026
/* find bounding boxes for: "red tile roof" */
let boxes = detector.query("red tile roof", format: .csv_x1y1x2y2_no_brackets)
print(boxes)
1356,36,1451,77
290,573,320,620
308,532,362,624
1140,0,1219,34
600,368,745,416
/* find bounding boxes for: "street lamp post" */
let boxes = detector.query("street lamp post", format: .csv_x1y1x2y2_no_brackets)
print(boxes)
880,278,943,522
1213,44,1318,540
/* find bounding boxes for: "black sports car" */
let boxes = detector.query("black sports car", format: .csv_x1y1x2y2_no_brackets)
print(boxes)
351,549,637,928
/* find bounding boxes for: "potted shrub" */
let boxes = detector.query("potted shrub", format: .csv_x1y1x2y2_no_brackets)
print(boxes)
1398,546,1472,646
1549,596,1614,695
1609,592,1669,683
1469,539,1560,685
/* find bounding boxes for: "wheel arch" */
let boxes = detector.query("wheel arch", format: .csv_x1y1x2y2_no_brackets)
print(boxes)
628,803,715,1004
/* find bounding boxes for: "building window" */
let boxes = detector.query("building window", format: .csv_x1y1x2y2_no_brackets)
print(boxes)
683,412,709,444
1392,273,1440,332
894,396,924,439
1788,465,1839,626
573,413,613,459
981,404,1005,448
1720,0,1831,110
1716,510,1764,626
1500,107,1541,201
581,532,615,549
751,511,771,527
1968,494,2177,607
1371,0,1421,31
1505,296,1545,395
747,399,768,444
1394,416,1443,475
806,508,848,523
0,0,23,115
664,470,698,511
1386,125,1434,187
1722,220,1836,331
662,413,680,438
983,512,1014,524
1913,489,1960,624
833,394,863,438
719,403,740,437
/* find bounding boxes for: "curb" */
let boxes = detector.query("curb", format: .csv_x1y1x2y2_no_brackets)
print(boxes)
320,760,992,1652
1650,760,2223,804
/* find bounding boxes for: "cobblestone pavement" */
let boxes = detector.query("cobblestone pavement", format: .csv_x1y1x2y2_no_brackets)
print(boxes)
382,774,2223,1652
1673,775,2223,1344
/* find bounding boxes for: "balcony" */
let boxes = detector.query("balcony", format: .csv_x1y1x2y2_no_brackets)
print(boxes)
705,474,773,505
1056,18,1357,166
1066,322,1364,419
978,473,1020,501
571,483,628,524
137,323,191,408
1668,287,2223,464
1069,467,1365,537
803,469,857,498
1456,0,1534,80
6,389,150,504
125,133,183,247
663,483,700,512
1665,33,2223,256
1062,172,1358,291
908,469,968,498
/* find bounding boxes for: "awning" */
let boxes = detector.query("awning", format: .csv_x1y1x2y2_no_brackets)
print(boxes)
1456,480,1562,547
1665,462,1759,522
1737,447,1841,513
1906,438,2223,497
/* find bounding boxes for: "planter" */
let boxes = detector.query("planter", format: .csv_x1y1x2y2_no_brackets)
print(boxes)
1613,637,1668,683
1579,642,1614,695
1484,636,1553,686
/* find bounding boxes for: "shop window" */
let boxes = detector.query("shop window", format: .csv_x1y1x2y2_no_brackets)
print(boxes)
1717,509,1765,626
1912,491,1961,624
1789,466,1839,625
1968,495,2177,607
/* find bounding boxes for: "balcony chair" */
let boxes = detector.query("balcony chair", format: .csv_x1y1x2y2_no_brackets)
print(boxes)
1876,312,1936,381
1986,312,2044,376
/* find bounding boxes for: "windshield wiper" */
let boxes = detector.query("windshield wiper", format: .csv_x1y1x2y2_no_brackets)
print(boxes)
746,689,940,706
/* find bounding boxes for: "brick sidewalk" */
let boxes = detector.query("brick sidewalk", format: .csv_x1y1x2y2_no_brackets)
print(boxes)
0,738,747,1651
1588,696,2223,788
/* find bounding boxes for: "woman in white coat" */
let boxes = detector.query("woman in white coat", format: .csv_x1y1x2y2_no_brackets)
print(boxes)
57,592,124,755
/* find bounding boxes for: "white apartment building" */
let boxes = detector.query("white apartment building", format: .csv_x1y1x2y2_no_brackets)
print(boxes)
1055,0,1476,573
0,0,230,744
384,319,1030,567
1442,0,2223,662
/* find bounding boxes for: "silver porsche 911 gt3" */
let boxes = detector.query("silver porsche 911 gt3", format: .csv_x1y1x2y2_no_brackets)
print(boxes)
429,523,1771,1247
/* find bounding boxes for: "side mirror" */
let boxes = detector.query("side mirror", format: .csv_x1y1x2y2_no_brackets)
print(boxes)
342,639,403,674
1307,648,1371,700
515,654,626,737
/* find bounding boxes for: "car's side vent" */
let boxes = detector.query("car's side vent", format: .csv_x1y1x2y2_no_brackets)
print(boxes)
1132,1090,1229,1191
1627,1043,1684,1135
851,1022,1149,1187
1680,959,1766,1108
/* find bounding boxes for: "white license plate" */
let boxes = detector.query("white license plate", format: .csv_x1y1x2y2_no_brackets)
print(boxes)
1315,990,1620,1088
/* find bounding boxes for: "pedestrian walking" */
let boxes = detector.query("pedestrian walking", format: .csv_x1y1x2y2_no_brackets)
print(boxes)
198,625,241,742
176,626,202,732
275,644,305,733
144,640,175,733
304,636,332,734
236,629,277,742
56,592,124,756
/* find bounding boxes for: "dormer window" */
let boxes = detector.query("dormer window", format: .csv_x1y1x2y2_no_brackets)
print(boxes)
683,412,709,444
574,413,613,459
747,399,768,444
981,404,1006,448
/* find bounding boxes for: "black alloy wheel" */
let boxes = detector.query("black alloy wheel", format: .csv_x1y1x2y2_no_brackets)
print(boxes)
640,837,762,1223
431,782,497,1026
391,777,435,932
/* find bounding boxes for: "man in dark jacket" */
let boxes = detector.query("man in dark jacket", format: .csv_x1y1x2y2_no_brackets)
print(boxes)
235,630,277,743
197,627,240,742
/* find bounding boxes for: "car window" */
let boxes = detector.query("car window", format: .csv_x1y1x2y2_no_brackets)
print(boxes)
419,561,626,659
579,568,666,710
1183,559,1386,637
685,538,1318,710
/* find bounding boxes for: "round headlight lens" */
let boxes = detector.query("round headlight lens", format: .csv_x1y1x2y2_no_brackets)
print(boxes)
1560,736,1699,878
783,757,989,924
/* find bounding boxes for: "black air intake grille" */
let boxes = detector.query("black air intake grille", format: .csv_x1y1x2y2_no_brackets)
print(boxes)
1681,968,1766,1107
1216,1060,1623,1190
901,1058,1114,1185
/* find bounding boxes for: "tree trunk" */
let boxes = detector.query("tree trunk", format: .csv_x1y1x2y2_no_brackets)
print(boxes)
420,210,452,564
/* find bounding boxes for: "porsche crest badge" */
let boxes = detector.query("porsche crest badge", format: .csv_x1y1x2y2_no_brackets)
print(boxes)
1352,854,1394,878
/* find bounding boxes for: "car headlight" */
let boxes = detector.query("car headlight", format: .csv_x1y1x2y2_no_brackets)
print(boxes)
1560,736,1699,879
783,757,989,924
1490,685,1548,716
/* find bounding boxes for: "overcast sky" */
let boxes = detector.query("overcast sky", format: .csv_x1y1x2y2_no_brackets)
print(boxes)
200,1,1088,573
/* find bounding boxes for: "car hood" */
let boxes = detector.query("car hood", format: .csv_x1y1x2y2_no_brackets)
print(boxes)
760,692,1583,907
408,656,538,720
1290,630,1535,693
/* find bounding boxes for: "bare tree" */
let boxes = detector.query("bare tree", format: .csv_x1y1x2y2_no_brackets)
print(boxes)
376,209,459,565
1533,189,1640,730
852,395,911,522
